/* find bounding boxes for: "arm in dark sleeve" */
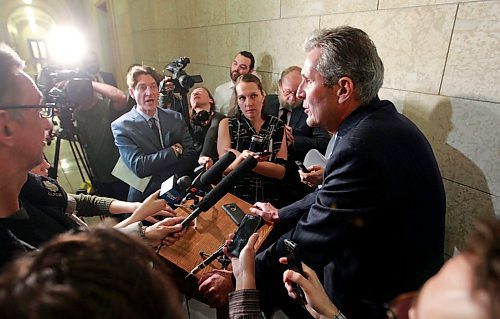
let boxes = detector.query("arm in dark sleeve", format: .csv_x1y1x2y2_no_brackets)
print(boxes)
288,145,378,270
175,118,199,175
200,113,225,159
292,126,330,155
278,190,318,229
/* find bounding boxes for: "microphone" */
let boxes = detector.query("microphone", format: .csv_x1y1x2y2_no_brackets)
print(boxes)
198,151,236,186
159,175,192,208
186,244,225,278
180,156,258,228
181,151,237,204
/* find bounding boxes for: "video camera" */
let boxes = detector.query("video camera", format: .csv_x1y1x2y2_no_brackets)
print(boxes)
37,66,93,108
163,57,203,94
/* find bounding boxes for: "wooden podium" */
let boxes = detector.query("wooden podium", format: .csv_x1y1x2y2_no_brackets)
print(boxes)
158,193,273,279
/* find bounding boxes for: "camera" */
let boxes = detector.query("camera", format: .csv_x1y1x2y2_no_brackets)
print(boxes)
37,66,93,107
192,110,212,127
164,57,203,94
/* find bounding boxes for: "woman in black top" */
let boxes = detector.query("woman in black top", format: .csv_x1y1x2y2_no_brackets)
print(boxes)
217,74,287,206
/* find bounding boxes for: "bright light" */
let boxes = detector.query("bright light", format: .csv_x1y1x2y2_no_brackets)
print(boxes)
47,26,87,65
23,0,33,4
60,158,70,170
25,7,36,33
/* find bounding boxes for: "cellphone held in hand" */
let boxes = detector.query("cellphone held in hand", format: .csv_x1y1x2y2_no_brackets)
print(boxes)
255,151,271,157
295,160,310,173
284,239,307,304
222,202,246,226
227,214,262,257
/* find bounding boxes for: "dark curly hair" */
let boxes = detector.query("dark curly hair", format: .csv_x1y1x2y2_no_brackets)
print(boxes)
0,228,184,319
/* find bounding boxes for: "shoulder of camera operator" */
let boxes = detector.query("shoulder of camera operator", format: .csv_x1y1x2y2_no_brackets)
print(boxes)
78,81,127,112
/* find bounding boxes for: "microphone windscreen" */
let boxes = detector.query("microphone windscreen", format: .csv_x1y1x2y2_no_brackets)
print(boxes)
177,175,192,190
198,151,236,186
197,156,257,212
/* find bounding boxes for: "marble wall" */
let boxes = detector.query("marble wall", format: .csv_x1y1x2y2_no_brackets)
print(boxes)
109,0,500,255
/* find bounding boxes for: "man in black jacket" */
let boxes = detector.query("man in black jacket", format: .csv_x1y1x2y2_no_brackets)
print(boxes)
264,66,330,205
251,26,446,319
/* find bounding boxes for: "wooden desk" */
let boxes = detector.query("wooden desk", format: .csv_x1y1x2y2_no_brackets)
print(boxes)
158,193,273,279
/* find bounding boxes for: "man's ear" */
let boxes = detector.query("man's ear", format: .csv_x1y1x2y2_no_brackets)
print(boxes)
0,111,16,147
336,77,355,104
128,87,136,100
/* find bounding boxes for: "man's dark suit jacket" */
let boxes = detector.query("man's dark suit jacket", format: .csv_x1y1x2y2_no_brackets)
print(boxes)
111,107,197,202
264,95,329,161
256,97,446,319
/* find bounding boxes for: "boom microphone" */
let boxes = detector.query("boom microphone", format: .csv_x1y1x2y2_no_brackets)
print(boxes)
180,156,258,228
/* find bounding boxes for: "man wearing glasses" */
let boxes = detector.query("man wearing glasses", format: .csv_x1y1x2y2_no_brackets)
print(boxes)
264,66,330,205
0,44,187,268
0,43,54,263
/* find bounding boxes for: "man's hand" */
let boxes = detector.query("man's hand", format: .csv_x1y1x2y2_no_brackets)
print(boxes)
160,76,175,93
144,216,186,247
225,232,259,290
198,269,234,308
172,143,183,157
284,125,294,147
281,257,339,319
299,165,324,188
250,202,279,223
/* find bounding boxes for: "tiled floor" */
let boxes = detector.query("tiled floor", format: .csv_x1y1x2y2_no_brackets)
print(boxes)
44,135,288,319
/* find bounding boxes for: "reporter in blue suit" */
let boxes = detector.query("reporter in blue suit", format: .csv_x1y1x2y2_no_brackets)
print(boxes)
111,65,197,202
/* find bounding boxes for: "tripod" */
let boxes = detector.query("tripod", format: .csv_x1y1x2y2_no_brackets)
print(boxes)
47,111,96,194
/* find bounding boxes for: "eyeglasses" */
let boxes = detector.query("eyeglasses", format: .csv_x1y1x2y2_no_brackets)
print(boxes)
281,88,297,97
0,104,57,118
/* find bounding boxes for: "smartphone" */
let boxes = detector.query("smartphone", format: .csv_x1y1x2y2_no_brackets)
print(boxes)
295,160,310,173
284,239,306,304
255,151,271,157
222,202,246,226
226,214,262,257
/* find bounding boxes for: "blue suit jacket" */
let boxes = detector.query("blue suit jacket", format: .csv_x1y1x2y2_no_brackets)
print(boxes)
111,107,197,201
264,95,330,161
257,97,446,318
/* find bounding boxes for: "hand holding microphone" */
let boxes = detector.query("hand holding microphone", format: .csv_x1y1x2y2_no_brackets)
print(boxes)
180,156,258,228
181,151,237,204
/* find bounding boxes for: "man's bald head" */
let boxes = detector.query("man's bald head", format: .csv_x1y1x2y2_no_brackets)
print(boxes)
0,43,25,103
